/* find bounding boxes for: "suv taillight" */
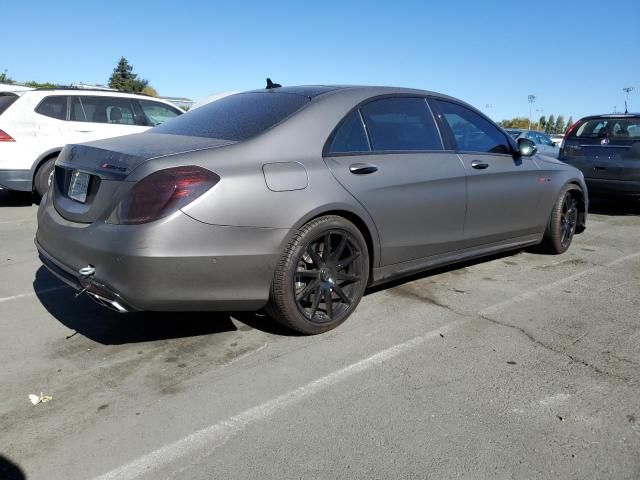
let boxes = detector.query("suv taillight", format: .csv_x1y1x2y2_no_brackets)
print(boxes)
0,129,15,142
110,166,220,225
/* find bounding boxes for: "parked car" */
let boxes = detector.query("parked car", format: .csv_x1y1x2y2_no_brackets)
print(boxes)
550,134,564,146
0,88,183,197
559,113,640,197
505,129,559,157
36,85,587,334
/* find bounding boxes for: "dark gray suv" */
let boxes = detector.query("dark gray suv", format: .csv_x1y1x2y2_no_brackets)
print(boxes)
559,114,640,197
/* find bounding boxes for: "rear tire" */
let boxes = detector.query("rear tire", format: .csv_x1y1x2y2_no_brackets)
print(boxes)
267,215,369,335
541,185,580,254
34,157,57,199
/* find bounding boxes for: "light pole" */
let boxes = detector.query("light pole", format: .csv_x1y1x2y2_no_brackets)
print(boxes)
528,94,536,130
623,87,634,114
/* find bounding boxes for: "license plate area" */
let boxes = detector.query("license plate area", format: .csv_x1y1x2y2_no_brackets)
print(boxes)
68,171,90,203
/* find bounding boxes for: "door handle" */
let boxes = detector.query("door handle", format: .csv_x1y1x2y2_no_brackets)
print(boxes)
349,163,378,174
471,160,489,170
75,130,94,133
594,166,606,170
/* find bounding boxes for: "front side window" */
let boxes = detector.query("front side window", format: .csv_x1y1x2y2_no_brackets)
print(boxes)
360,97,442,151
35,96,67,120
137,100,181,126
432,100,511,154
328,110,370,154
70,96,135,125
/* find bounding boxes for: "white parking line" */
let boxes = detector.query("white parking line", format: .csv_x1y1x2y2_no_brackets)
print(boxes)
480,251,640,316
92,321,463,480
0,286,67,304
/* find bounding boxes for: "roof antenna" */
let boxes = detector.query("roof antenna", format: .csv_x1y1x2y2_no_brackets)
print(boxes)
266,78,281,89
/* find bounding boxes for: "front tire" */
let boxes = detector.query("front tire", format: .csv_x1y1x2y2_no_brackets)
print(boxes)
267,215,369,335
34,157,57,199
541,185,580,254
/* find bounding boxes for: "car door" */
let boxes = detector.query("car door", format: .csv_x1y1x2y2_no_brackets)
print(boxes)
429,98,543,247
323,96,467,266
67,95,148,143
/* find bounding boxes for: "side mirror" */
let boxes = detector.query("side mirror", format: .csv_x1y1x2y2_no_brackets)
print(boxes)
517,138,537,157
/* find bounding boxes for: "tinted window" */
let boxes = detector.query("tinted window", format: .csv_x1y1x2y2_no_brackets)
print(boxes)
35,96,67,120
571,118,640,142
152,92,309,141
138,100,181,126
70,96,136,125
433,100,511,154
360,97,442,151
0,93,18,116
328,110,369,153
537,132,554,146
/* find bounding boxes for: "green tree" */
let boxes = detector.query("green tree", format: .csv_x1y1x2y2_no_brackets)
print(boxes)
0,69,14,84
555,115,565,135
566,116,574,133
546,114,555,134
141,85,158,97
538,115,547,132
108,57,148,93
25,80,58,89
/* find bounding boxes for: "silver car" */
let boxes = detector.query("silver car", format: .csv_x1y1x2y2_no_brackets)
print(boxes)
505,129,560,157
36,85,587,334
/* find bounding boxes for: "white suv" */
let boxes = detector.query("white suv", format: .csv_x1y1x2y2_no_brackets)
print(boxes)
0,88,182,197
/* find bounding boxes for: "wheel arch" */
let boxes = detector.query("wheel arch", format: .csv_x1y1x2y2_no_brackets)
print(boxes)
30,148,62,189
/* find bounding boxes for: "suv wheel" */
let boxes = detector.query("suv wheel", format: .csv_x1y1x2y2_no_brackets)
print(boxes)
34,157,57,199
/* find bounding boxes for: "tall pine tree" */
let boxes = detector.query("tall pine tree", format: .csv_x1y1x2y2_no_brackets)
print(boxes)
108,57,148,93
555,115,565,135
546,114,555,134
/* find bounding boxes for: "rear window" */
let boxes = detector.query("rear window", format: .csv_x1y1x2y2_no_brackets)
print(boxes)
570,118,640,141
0,93,18,115
152,92,309,141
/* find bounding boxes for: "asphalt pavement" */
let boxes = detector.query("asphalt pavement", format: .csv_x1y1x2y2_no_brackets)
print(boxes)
1,190,639,480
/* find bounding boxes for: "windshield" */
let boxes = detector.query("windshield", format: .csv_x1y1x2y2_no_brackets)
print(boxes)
570,117,640,142
0,93,18,116
151,92,309,141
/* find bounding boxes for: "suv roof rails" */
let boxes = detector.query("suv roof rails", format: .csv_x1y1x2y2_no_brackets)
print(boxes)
33,86,151,96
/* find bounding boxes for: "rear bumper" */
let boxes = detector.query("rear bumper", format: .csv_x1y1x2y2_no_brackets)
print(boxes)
36,196,290,311
585,178,640,197
0,169,31,191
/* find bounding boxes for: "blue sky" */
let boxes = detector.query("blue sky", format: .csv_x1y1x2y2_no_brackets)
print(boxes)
3,0,639,122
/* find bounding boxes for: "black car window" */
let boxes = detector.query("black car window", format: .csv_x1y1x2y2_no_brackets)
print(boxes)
360,97,442,151
35,96,67,120
328,110,370,154
137,100,181,126
538,133,554,146
0,93,18,116
432,100,511,154
152,92,309,141
74,96,136,125
571,118,640,142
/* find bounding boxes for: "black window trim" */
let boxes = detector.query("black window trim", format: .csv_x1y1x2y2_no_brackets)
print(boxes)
427,97,517,157
323,94,448,157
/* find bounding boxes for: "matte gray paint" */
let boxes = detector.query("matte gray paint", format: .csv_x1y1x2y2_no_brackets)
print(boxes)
36,86,588,312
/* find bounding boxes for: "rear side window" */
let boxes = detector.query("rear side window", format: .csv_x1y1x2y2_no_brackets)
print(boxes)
0,93,18,116
360,97,442,151
328,110,370,153
137,100,181,126
152,92,309,141
432,100,511,154
571,118,640,141
35,96,67,120
70,96,135,125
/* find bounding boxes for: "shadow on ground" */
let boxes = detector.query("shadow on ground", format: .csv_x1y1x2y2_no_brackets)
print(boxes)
0,189,34,207
589,196,640,216
33,267,295,344
0,455,26,480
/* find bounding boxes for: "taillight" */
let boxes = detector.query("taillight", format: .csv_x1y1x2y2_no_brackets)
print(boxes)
560,120,582,151
110,166,220,225
0,129,15,142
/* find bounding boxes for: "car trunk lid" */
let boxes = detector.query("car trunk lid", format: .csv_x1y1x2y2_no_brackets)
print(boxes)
52,132,235,223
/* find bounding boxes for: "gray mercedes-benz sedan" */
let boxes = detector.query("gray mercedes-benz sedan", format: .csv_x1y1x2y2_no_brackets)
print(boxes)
36,85,588,334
